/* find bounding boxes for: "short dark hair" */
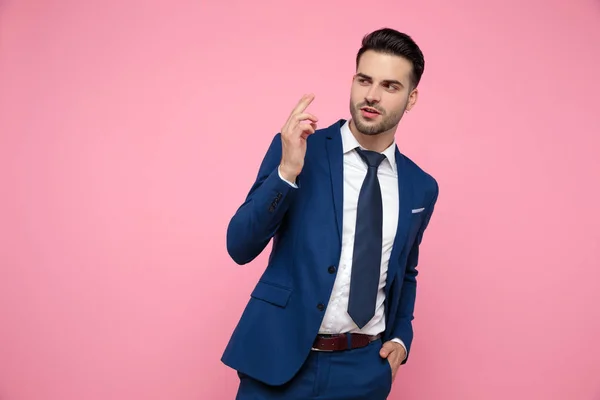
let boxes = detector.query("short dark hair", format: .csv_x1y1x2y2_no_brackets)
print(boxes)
356,28,425,89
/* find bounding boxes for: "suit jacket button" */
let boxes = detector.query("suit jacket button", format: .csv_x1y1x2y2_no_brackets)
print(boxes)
328,266,336,274
317,303,325,311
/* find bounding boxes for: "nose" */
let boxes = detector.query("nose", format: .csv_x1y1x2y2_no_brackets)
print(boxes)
365,85,381,104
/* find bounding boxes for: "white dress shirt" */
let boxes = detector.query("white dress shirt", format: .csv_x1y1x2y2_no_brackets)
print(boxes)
278,119,406,357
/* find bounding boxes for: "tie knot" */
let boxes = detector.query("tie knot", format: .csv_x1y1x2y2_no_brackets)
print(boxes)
356,148,386,168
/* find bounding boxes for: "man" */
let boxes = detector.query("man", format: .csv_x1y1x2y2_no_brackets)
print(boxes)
222,27,439,399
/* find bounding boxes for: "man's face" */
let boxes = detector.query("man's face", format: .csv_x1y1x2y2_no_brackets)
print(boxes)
349,50,418,136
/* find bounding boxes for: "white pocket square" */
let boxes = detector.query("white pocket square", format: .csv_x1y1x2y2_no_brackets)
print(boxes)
412,207,425,214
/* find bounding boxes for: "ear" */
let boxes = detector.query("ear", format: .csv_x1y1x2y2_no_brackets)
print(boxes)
406,88,419,111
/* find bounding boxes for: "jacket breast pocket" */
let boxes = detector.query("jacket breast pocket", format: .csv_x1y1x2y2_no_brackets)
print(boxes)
250,280,292,308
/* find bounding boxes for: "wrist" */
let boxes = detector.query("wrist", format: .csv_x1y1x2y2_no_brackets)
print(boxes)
278,164,298,183
390,340,407,357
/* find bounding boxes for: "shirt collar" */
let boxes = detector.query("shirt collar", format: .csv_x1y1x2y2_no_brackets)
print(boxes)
340,119,397,173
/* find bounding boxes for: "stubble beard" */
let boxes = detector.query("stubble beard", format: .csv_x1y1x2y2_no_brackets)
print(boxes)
349,99,405,136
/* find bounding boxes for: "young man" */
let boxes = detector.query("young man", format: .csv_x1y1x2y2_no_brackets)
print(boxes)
222,27,439,400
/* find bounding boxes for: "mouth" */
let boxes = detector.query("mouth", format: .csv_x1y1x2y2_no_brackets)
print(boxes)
359,106,381,119
360,106,380,114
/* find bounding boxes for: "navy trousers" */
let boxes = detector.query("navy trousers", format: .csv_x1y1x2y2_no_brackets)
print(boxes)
235,339,393,399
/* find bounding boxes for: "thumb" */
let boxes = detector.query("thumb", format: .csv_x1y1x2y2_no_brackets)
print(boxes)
379,341,396,358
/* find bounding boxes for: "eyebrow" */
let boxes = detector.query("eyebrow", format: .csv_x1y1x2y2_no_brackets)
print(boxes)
355,73,404,88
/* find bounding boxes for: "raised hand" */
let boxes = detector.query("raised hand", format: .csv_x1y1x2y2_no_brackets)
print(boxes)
278,94,318,183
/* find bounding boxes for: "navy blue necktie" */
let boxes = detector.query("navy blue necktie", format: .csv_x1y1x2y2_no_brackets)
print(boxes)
347,147,387,329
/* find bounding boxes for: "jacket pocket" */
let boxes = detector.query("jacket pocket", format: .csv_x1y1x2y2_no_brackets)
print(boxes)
250,280,292,308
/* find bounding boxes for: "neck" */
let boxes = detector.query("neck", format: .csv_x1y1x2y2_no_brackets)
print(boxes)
349,119,396,153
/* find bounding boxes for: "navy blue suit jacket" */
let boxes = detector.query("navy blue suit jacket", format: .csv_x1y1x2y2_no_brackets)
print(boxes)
221,119,439,386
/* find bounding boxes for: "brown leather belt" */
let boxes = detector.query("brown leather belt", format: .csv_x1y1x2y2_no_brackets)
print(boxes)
311,332,382,352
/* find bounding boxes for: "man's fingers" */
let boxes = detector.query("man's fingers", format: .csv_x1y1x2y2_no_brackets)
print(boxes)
290,93,315,117
281,94,317,138
283,118,317,138
298,122,316,134
379,341,397,357
297,122,316,140
294,113,318,123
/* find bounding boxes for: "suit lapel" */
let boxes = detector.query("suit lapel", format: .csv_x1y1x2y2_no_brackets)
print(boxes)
386,149,413,291
325,120,345,242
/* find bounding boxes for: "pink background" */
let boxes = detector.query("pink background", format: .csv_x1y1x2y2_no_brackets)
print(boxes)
1,0,599,399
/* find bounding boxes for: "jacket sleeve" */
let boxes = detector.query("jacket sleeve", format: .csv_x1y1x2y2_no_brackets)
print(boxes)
391,179,439,364
226,133,299,265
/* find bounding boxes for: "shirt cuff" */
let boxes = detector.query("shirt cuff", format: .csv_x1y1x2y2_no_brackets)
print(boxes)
278,166,298,188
